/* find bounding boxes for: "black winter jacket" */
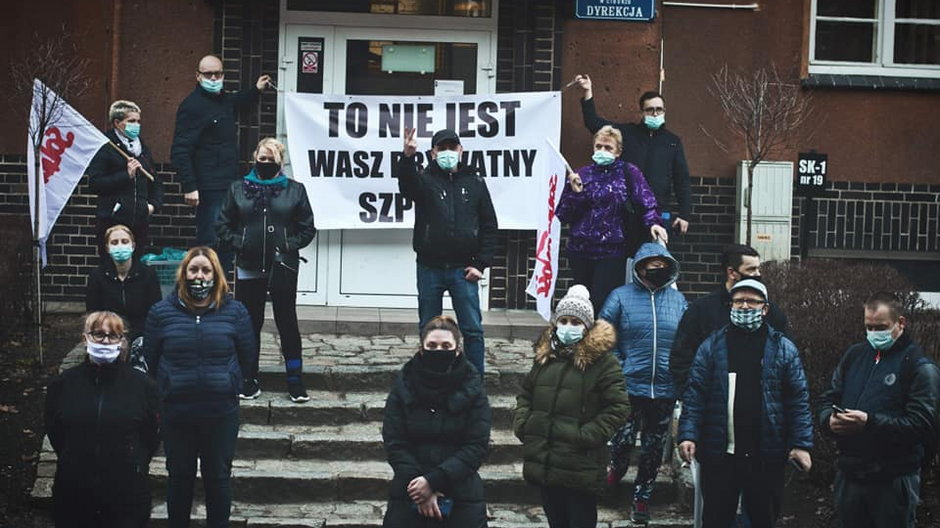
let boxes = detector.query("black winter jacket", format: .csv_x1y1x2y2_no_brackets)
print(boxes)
170,85,260,193
86,259,162,342
86,129,163,226
382,353,491,527
397,156,498,271
44,361,160,505
818,333,940,481
216,174,317,274
143,293,255,421
581,97,692,219
670,286,790,395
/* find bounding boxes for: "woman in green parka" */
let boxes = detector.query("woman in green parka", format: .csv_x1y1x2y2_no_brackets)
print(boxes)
513,284,631,528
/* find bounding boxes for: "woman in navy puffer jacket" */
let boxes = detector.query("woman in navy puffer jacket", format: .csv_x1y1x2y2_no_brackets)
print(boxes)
143,246,255,528
598,241,687,522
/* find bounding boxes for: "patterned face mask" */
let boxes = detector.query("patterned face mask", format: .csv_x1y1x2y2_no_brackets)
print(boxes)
730,308,763,332
186,278,214,301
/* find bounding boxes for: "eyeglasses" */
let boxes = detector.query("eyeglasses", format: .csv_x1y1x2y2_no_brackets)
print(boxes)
642,106,665,116
731,298,767,308
198,70,224,80
87,331,124,344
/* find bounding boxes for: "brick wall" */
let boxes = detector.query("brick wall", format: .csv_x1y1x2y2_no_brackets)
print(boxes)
3,0,935,306
805,182,940,254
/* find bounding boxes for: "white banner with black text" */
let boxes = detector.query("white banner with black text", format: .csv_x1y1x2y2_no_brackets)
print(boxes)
284,92,561,230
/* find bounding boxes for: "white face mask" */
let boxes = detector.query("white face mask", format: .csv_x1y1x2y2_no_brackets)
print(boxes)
86,342,122,364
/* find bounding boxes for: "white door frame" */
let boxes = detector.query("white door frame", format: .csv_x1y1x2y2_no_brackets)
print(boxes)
278,6,498,308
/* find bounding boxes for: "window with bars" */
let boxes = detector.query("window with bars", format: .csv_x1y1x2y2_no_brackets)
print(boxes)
811,0,940,77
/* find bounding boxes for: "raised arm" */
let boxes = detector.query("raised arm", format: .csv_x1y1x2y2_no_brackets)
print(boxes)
574,74,614,134
396,128,423,203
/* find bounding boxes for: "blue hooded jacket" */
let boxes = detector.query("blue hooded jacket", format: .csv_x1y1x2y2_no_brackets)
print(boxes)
599,243,687,399
677,325,814,460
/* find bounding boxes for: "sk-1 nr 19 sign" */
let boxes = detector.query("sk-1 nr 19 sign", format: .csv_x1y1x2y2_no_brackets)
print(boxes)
796,151,828,196
576,0,655,21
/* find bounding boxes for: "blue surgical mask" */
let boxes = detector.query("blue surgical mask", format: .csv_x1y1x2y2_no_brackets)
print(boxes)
123,122,141,139
866,329,897,351
592,150,616,166
109,245,134,263
200,78,223,94
644,114,665,130
730,308,763,332
556,323,585,345
436,150,460,171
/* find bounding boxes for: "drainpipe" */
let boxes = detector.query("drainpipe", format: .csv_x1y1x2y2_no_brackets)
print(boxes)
109,0,123,101
662,2,759,9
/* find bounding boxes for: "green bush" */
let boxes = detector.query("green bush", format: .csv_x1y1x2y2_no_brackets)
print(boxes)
763,259,939,482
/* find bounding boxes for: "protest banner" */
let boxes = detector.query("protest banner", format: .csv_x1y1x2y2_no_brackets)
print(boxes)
284,92,561,230
525,139,569,322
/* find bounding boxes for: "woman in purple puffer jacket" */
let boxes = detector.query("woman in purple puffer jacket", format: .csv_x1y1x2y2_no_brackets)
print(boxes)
557,125,667,313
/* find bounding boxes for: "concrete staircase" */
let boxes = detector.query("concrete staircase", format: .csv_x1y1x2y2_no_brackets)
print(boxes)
33,309,693,527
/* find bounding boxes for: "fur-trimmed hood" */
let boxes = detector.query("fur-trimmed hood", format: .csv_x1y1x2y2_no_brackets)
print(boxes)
533,319,617,371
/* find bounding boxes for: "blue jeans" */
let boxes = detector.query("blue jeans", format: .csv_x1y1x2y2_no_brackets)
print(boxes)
196,188,233,271
416,263,485,375
163,412,239,528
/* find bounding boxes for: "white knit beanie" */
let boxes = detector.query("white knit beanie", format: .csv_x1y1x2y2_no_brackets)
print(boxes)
552,284,594,328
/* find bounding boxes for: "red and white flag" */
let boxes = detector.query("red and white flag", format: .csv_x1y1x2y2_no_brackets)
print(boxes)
526,139,569,321
27,79,108,265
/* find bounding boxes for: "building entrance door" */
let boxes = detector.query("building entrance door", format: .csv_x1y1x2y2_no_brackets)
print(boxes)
281,23,495,307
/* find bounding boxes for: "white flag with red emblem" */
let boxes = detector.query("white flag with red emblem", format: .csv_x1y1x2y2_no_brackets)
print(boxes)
27,79,108,265
525,138,570,321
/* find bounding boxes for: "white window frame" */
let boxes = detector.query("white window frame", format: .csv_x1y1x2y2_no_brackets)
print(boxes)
809,0,940,79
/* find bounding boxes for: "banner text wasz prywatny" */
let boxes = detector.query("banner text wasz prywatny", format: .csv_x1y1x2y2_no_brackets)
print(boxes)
284,92,561,230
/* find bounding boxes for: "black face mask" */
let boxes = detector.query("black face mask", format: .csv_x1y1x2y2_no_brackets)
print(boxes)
644,267,672,288
256,161,281,180
421,349,457,372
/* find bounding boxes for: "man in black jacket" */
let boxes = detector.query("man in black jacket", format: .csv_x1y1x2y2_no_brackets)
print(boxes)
574,75,691,253
670,244,790,396
397,128,498,375
818,292,940,528
170,54,271,269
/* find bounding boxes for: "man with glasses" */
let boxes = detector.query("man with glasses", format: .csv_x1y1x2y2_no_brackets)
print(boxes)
670,244,790,396
574,75,692,248
678,279,813,528
171,54,271,270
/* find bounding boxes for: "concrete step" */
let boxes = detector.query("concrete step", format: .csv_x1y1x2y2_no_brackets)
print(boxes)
278,307,546,342
239,391,521,429
141,458,677,506
236,423,524,465
149,500,693,527
256,363,529,396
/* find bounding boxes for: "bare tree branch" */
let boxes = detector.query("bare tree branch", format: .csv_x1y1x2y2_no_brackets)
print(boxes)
9,26,92,149
704,63,813,245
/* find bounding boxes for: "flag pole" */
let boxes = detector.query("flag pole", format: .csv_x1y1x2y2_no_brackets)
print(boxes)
32,140,44,365
106,141,155,181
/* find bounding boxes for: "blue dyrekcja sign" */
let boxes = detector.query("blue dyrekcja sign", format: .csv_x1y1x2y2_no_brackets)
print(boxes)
575,0,655,21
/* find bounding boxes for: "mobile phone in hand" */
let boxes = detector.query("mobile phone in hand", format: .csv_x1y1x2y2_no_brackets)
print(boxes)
831,404,848,414
788,457,805,472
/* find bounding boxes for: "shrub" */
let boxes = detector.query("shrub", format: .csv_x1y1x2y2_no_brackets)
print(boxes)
0,216,33,342
763,258,938,482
